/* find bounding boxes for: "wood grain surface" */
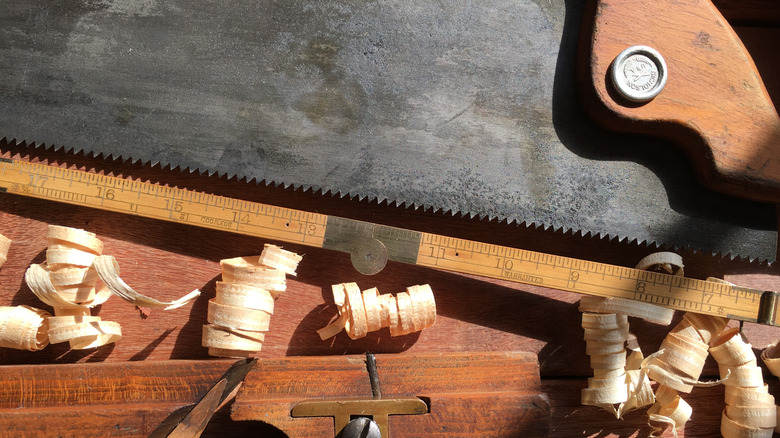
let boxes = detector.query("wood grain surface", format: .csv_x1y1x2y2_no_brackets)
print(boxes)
0,142,777,437
578,0,780,203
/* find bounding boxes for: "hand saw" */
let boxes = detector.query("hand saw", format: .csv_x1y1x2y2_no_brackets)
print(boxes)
0,0,776,261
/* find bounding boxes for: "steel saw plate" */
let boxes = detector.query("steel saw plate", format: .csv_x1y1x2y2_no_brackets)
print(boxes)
0,0,775,260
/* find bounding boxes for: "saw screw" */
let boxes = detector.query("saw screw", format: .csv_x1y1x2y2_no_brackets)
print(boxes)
610,45,667,103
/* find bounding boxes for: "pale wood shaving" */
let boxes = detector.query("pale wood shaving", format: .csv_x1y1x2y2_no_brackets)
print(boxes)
93,255,200,310
21,226,123,350
635,251,684,276
578,252,686,421
0,305,51,351
256,243,303,276
318,283,437,340
25,263,111,309
201,324,265,352
759,339,780,434
219,255,286,296
203,244,302,357
207,299,272,332
48,320,122,350
46,225,104,255
578,252,750,435
710,325,776,437
644,313,730,434
579,295,674,326
579,300,642,418
0,233,10,267
214,282,274,313
46,247,97,267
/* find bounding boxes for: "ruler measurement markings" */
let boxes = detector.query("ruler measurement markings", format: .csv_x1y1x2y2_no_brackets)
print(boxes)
0,159,769,324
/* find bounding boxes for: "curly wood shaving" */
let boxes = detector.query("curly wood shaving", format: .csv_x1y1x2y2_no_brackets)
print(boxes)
207,298,272,332
93,255,200,310
203,245,302,357
48,320,122,350
0,306,51,351
25,264,111,309
219,255,286,296
46,225,103,255
578,253,750,436
760,342,780,433
636,251,684,276
579,299,637,418
579,294,674,326
0,233,10,267
214,282,274,313
634,253,724,434
202,324,265,352
688,317,777,437
46,247,97,268
23,226,122,350
257,244,303,276
682,313,727,345
643,313,733,436
579,252,690,422
318,283,436,340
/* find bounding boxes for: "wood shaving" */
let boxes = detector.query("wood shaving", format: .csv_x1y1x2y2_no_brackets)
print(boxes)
579,300,653,418
219,255,287,297
257,244,303,276
22,225,123,350
712,328,776,437
317,283,436,340
202,243,300,357
758,340,780,435
578,252,684,420
635,251,684,276
578,251,749,436
0,305,51,351
93,255,200,310
644,313,728,435
0,233,10,267
0,234,52,351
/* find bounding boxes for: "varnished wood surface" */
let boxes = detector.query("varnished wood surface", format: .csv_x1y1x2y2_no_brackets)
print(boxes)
0,143,777,436
578,0,780,203
0,353,549,437
233,352,549,437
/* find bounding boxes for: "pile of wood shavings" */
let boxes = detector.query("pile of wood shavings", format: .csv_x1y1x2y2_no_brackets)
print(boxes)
579,252,779,437
13,225,200,351
202,244,302,358
25,225,121,350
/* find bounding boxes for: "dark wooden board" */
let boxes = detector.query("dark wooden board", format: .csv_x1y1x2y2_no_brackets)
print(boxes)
232,352,549,437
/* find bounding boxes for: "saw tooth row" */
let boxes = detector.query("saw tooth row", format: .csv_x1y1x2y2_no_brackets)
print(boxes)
3,136,772,262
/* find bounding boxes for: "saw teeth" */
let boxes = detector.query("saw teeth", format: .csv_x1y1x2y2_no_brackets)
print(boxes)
1,137,774,264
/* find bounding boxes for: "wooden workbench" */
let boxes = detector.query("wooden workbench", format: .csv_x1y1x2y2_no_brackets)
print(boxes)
0,140,777,437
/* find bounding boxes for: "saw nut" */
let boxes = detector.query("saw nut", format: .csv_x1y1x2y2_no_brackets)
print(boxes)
610,45,667,103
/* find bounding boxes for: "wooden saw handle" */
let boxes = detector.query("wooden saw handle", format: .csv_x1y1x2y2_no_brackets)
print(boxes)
578,0,780,204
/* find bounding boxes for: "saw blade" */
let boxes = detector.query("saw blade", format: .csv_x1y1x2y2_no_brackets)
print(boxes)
0,0,775,260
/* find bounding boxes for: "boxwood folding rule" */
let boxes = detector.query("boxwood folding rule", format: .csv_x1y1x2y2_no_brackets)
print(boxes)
0,158,776,326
